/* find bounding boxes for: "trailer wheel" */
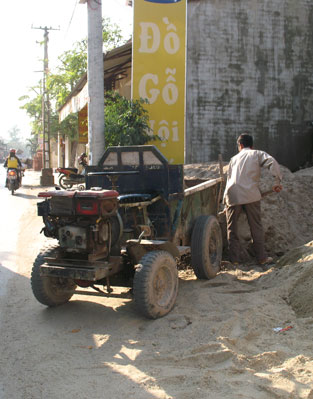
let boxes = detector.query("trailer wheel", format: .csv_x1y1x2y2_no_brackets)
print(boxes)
31,245,76,306
191,215,222,279
133,250,178,319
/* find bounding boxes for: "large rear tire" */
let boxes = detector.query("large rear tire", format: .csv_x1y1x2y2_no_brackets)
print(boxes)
191,215,222,279
133,250,178,319
59,175,73,190
31,245,76,306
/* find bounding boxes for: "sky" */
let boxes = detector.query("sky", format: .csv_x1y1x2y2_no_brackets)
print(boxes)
0,0,133,141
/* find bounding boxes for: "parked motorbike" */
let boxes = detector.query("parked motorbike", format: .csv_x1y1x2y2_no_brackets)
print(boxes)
56,153,88,190
6,167,23,195
55,167,85,190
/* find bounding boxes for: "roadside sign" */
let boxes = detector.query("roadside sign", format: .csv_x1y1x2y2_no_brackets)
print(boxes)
132,0,187,164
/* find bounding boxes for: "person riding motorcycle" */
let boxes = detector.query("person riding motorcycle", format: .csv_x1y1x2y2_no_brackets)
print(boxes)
4,149,22,186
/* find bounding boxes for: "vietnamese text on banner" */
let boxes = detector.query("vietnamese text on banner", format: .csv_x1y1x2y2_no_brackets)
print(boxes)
132,0,186,164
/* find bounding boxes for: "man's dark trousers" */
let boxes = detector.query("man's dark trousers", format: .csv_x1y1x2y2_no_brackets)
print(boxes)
226,200,266,263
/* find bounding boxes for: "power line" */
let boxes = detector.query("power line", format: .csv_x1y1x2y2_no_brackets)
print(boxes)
65,0,79,38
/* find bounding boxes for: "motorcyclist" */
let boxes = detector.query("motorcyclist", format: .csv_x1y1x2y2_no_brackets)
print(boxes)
4,149,22,186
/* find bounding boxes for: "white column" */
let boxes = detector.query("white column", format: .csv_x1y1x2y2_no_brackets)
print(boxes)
86,0,105,165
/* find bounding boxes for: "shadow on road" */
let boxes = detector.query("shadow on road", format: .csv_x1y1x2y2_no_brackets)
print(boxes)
0,260,302,399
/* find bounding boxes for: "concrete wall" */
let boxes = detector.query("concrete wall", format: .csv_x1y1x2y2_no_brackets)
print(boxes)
186,0,313,170
114,65,132,99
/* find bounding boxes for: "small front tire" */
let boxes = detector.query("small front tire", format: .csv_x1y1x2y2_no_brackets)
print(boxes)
133,250,178,319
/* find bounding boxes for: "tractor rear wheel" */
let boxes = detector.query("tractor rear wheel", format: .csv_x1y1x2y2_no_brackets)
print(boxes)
133,250,178,319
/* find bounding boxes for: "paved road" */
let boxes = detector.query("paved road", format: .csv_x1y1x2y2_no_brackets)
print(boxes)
0,167,58,296
0,169,147,399
0,166,37,296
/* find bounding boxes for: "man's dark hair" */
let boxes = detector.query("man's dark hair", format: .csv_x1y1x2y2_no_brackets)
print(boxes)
237,134,253,148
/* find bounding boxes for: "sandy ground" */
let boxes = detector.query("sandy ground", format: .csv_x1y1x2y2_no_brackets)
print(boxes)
0,168,313,399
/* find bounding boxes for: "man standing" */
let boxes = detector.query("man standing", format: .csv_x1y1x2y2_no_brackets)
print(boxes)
223,134,282,266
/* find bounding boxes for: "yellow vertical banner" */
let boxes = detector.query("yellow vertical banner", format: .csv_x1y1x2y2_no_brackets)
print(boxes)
78,105,88,144
132,0,186,164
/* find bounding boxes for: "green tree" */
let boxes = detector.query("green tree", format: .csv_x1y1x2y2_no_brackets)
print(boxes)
47,18,124,108
6,126,28,156
26,135,39,158
103,92,157,146
19,17,125,140
19,87,42,136
8,125,22,144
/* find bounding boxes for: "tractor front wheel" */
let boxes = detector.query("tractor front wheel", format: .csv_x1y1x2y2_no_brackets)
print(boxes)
133,250,178,319
31,245,76,307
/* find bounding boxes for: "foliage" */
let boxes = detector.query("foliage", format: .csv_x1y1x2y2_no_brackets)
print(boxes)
46,40,87,108
47,18,124,108
101,17,124,50
103,92,157,147
26,136,39,158
19,90,42,136
8,126,22,144
5,126,29,156
19,17,124,141
59,113,79,140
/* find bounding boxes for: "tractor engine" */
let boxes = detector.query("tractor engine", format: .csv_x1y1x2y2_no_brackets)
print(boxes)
37,189,121,261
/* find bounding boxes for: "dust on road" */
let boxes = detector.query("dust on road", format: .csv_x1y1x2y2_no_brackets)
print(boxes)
0,168,313,399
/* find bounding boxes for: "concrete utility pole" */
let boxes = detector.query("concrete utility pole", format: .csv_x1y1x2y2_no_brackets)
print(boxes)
32,25,59,185
80,0,105,165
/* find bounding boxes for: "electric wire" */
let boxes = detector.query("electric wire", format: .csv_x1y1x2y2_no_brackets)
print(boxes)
65,0,78,38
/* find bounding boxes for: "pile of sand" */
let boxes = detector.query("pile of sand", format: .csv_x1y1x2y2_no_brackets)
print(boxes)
184,162,227,181
184,164,313,258
260,166,313,255
276,241,313,318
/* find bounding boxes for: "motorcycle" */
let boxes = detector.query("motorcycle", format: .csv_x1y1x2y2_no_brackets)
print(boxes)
6,168,23,195
55,167,85,190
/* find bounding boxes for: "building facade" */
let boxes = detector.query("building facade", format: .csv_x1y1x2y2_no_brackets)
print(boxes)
60,2,313,170
186,0,313,170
